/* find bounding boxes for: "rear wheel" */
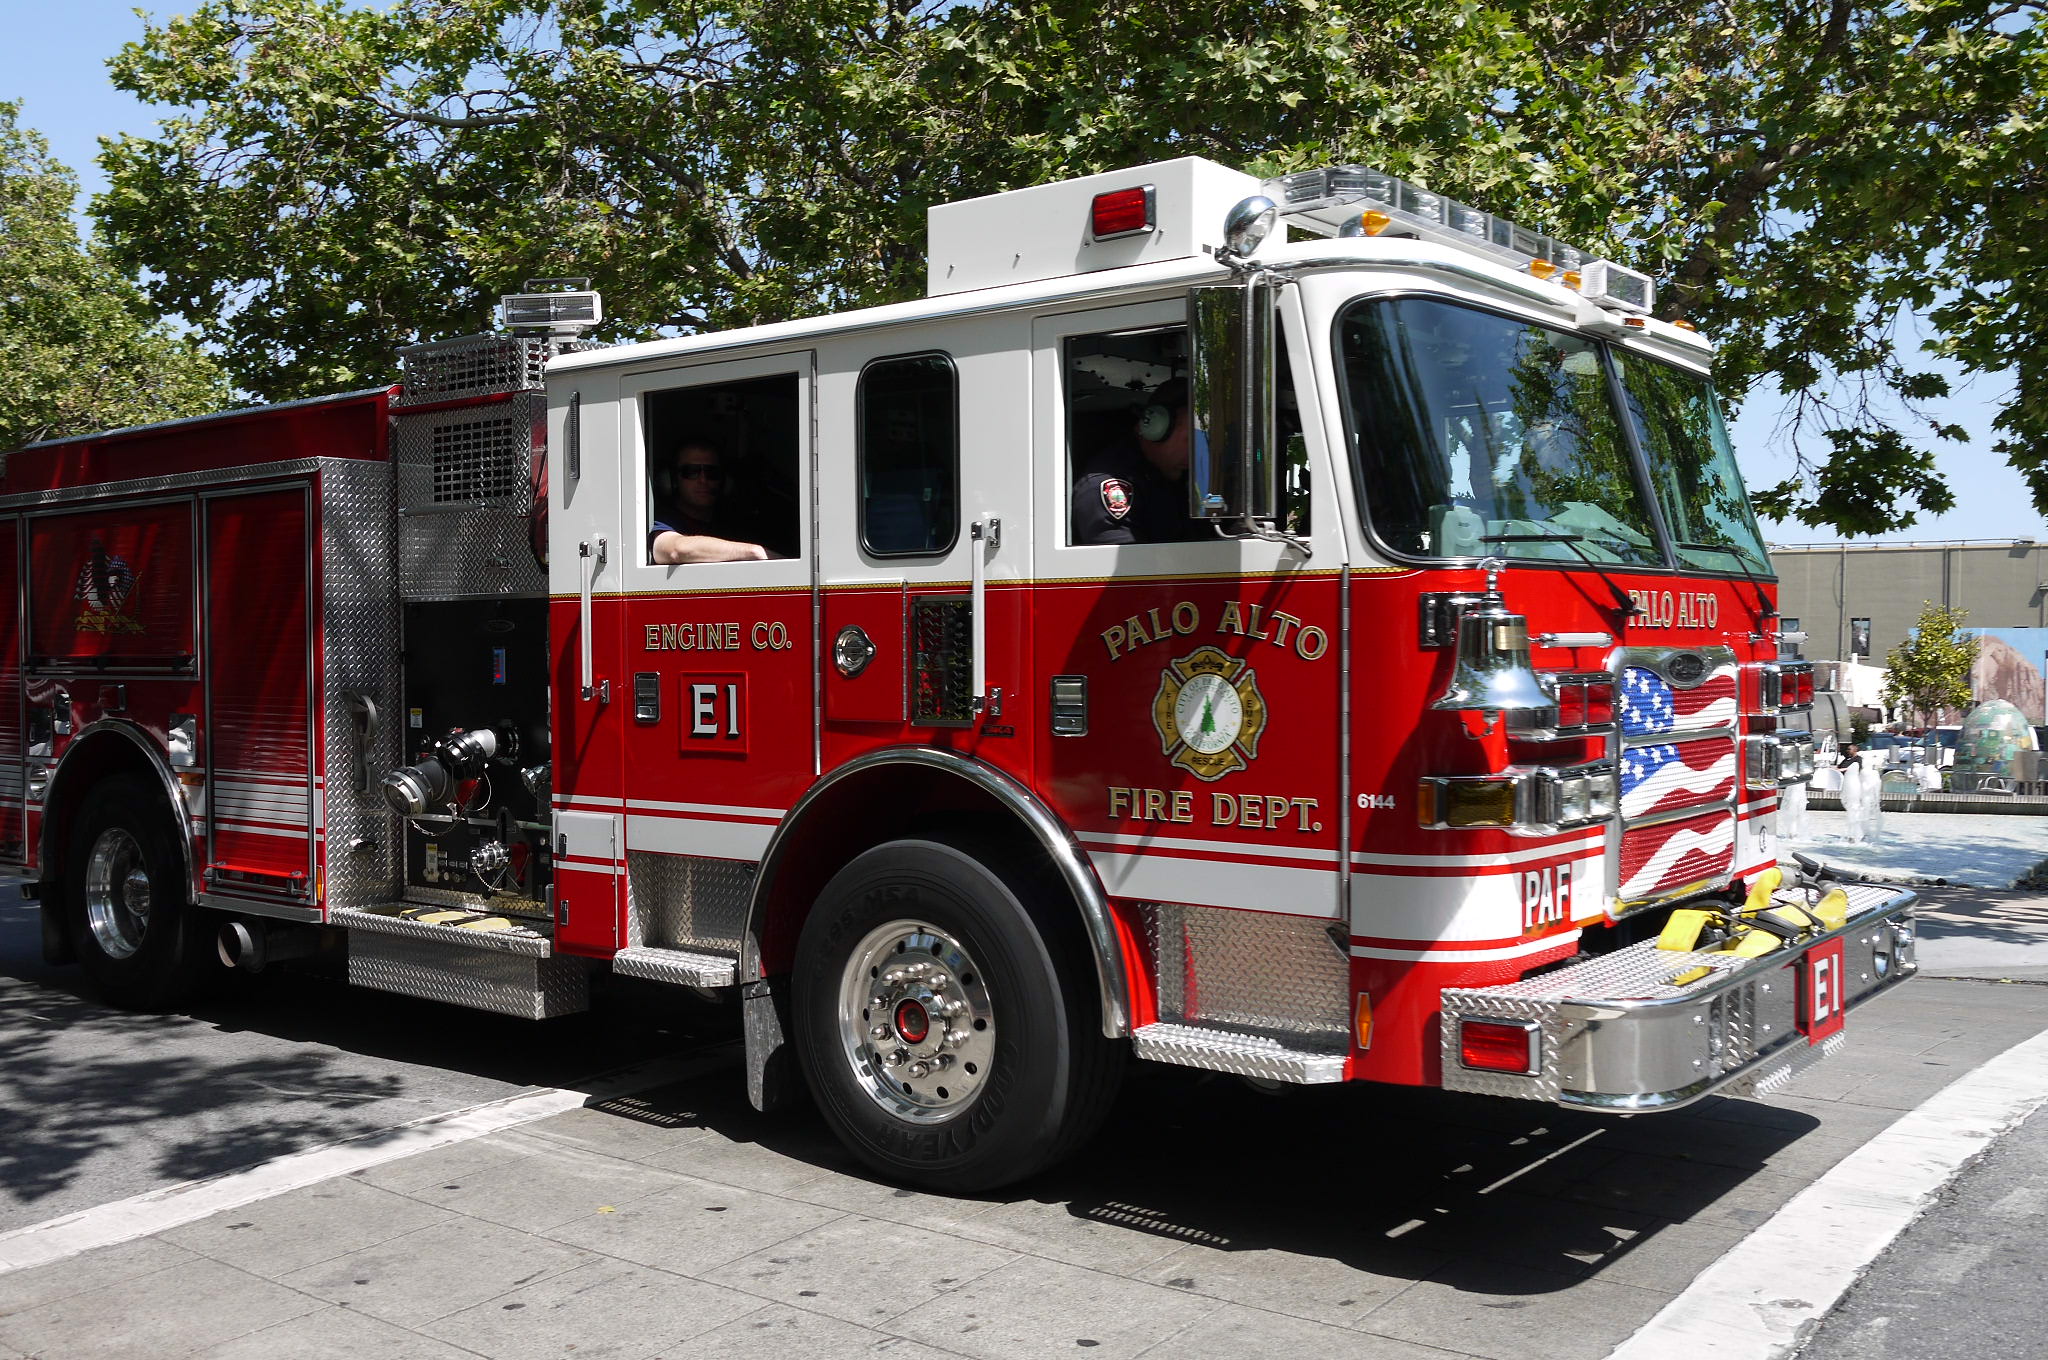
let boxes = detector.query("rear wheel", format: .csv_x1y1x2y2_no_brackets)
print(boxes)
792,835,1121,1193
64,774,203,1009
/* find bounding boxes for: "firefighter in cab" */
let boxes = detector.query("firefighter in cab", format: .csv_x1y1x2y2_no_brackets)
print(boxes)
1072,378,1211,545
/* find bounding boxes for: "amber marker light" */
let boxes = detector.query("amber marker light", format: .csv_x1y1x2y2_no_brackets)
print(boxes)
1528,259,1559,280
1355,993,1374,1050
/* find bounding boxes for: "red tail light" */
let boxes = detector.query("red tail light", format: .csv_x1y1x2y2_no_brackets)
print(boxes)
1555,682,1585,729
1796,670,1814,706
1091,186,1154,239
1458,1019,1540,1073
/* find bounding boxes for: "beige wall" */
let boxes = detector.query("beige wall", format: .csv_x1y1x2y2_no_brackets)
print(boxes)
1770,542,2047,664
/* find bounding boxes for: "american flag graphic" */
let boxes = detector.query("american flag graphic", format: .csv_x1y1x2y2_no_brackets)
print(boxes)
1619,808,1735,900
74,547,136,614
1617,666,1738,737
1620,737,1738,820
1618,665,1739,899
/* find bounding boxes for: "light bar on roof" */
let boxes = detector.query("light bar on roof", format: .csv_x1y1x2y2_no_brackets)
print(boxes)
1261,165,1653,315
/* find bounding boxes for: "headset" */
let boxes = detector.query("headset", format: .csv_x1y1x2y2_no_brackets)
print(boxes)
1137,402,1174,443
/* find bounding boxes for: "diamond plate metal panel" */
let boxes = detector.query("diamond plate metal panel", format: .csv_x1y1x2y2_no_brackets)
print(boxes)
612,944,737,987
316,457,402,912
625,851,752,952
392,395,546,600
349,930,587,1018
395,335,549,407
1440,887,1916,1107
1144,903,1349,1052
1132,1023,1345,1083
334,904,552,957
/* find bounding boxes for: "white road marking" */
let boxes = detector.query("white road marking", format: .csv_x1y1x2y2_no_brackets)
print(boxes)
1606,1024,2048,1359
0,1048,732,1279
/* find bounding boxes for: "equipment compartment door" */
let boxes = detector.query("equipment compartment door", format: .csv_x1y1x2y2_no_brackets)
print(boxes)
203,486,315,898
0,517,19,863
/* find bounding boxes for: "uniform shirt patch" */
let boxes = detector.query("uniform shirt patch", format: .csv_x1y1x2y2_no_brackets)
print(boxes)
1101,478,1132,521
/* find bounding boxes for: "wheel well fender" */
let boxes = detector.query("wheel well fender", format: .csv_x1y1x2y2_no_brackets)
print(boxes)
742,747,1129,1038
40,721,193,897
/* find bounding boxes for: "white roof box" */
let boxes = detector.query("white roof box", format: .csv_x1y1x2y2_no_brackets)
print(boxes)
926,157,1260,297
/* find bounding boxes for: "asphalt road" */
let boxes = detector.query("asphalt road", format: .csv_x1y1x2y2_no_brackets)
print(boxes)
0,879,725,1234
7,872,2048,1360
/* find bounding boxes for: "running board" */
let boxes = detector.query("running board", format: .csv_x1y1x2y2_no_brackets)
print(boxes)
611,945,736,988
337,904,588,1019
1131,1022,1347,1083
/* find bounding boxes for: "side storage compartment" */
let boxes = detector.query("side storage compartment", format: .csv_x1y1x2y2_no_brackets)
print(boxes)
203,486,315,904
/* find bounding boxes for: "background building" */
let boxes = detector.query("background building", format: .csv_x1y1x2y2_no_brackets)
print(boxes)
1770,539,2048,722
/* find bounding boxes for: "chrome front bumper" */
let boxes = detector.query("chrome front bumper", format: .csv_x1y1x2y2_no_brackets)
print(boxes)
1439,884,1918,1111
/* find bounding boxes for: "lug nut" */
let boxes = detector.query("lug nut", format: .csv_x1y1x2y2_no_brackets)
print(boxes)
883,1049,906,1068
929,1053,953,1071
906,1061,930,1078
870,1024,891,1041
946,1028,970,1047
943,999,966,1017
929,973,950,991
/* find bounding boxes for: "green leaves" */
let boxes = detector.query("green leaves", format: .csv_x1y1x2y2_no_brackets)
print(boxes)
71,0,2048,537
0,102,229,451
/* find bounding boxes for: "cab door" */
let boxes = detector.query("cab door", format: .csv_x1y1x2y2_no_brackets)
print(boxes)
1028,295,1348,920
616,351,816,880
817,335,1027,776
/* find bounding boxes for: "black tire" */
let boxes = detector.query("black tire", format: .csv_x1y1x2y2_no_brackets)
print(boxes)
792,834,1122,1193
63,774,205,1009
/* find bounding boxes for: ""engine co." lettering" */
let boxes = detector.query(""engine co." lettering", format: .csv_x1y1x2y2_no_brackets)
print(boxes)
644,621,794,652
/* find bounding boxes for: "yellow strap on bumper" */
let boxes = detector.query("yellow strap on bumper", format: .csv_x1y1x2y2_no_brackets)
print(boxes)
1658,908,1717,951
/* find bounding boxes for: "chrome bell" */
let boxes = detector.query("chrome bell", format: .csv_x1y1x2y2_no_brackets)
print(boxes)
1431,560,1558,732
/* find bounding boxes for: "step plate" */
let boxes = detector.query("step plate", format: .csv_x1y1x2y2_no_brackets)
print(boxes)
611,945,736,988
335,904,553,957
349,931,588,1019
1132,1022,1346,1084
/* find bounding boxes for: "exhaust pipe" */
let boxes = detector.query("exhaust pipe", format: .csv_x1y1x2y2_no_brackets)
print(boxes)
217,921,322,973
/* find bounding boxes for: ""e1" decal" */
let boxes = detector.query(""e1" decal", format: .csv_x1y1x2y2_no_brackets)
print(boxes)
1799,937,1847,1044
681,673,746,753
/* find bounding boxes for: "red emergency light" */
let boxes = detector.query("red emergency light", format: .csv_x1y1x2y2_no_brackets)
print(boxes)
1457,1019,1541,1074
1091,186,1155,240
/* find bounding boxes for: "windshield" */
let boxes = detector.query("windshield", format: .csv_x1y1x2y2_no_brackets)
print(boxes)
1611,350,1771,573
1337,297,1660,565
1336,296,1769,574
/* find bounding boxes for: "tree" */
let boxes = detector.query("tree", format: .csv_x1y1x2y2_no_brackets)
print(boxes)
92,0,2048,536
1880,603,1977,725
0,102,228,451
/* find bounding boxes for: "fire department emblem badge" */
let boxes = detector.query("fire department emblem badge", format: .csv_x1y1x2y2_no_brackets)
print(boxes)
73,540,143,636
1151,646,1267,781
1100,478,1132,521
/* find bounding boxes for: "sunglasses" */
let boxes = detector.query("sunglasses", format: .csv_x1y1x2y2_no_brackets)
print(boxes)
678,465,725,482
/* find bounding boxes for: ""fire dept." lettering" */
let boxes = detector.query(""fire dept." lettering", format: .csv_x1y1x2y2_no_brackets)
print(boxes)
1099,600,1328,663
1107,785,1321,833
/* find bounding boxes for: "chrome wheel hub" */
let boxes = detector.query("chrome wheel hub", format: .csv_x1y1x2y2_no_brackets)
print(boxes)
838,919,995,1122
84,827,152,960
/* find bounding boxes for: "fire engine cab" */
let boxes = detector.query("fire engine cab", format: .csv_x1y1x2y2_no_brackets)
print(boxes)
1,157,1917,1190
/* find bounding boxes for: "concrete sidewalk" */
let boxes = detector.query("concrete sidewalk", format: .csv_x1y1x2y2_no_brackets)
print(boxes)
4,970,2048,1360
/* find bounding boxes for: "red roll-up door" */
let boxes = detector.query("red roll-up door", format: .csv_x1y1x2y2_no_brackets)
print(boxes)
204,488,314,895
0,518,20,862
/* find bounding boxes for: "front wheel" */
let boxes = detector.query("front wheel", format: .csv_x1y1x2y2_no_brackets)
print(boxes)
792,835,1121,1193
64,774,205,1009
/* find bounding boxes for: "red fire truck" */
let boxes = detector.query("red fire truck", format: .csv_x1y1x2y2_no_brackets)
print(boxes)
3,158,1916,1190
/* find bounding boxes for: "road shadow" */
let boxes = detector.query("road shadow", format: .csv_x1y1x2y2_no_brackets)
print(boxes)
5,884,1821,1303
0,892,725,1215
551,1048,1821,1301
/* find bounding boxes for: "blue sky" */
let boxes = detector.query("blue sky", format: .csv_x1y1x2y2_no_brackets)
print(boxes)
6,0,2041,549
